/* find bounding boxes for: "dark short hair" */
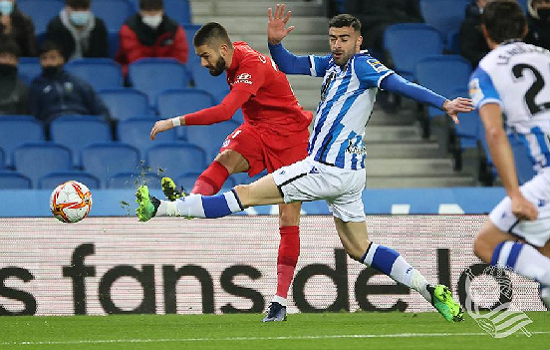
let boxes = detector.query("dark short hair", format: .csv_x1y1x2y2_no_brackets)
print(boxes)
39,41,64,57
140,0,163,11
0,39,20,57
193,22,232,47
328,14,361,32
66,0,91,9
482,0,526,43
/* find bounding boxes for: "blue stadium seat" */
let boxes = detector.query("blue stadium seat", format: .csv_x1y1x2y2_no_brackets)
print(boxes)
65,59,124,91
183,24,201,66
82,143,141,187
416,55,472,118
186,119,241,162
0,115,44,168
164,0,192,25
117,118,177,160
38,171,101,190
14,142,72,188
50,115,112,167
157,88,216,139
0,148,4,169
0,171,32,189
446,29,461,54
189,60,228,96
419,0,470,39
128,58,191,106
18,0,64,33
18,57,41,85
98,88,150,121
384,24,443,81
91,0,135,32
449,88,479,149
147,143,207,179
509,133,537,185
107,172,162,189
517,0,528,13
108,31,120,59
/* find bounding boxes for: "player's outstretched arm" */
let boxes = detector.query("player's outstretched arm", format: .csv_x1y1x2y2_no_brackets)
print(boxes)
479,103,538,221
268,3,295,45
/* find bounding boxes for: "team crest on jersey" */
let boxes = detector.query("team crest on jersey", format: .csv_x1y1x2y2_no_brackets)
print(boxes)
469,78,484,106
235,73,253,85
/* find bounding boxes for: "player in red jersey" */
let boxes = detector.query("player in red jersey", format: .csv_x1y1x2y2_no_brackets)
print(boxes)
149,22,312,322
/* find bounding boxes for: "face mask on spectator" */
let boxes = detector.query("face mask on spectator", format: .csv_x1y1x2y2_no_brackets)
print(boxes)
0,63,16,76
42,65,63,77
70,11,91,26
0,1,13,15
538,8,550,22
142,14,162,29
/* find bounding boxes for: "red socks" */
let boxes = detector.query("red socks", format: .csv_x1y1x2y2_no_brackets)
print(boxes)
191,161,230,195
276,226,300,299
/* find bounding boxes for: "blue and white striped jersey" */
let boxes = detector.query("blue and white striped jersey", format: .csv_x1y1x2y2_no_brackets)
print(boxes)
469,41,550,172
306,52,393,170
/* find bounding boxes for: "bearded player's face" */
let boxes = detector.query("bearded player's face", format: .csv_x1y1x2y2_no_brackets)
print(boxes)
328,26,362,67
195,44,226,76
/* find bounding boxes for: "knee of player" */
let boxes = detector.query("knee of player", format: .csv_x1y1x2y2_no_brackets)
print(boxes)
473,236,491,263
233,184,251,207
279,207,300,226
345,247,364,262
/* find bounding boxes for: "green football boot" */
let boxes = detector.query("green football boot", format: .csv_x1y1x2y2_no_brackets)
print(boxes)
429,285,464,322
161,177,185,201
135,185,159,222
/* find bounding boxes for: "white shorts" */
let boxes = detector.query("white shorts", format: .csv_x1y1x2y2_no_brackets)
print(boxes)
489,167,550,247
272,157,366,222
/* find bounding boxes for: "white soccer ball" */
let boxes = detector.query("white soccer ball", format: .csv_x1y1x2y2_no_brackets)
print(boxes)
50,181,92,223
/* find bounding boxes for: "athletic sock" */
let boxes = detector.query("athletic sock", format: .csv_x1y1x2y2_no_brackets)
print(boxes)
191,161,230,195
275,226,300,300
361,243,432,302
491,241,550,286
155,190,244,218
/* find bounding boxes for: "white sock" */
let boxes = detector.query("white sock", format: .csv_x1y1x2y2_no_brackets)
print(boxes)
272,295,287,307
156,200,179,217
493,241,550,286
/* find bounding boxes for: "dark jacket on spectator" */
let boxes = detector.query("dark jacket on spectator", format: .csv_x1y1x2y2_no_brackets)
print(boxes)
525,0,550,50
29,69,110,124
0,66,28,115
459,1,490,67
0,5,38,57
116,14,188,74
345,0,423,51
46,9,108,61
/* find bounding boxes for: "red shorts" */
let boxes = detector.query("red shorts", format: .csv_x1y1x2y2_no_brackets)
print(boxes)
219,123,309,177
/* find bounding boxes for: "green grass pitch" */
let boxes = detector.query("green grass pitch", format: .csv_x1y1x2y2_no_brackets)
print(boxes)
1,312,548,350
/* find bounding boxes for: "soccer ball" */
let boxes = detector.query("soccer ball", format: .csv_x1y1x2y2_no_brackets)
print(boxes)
50,181,92,223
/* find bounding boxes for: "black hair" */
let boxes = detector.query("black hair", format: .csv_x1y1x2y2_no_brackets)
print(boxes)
482,0,527,43
66,0,91,9
328,14,361,32
193,22,232,47
140,0,163,11
39,40,64,57
0,39,20,57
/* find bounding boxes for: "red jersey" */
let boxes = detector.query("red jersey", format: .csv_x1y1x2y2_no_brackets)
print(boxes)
226,42,311,140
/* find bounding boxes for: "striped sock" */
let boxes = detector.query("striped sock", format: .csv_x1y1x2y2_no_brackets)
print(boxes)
491,241,550,285
173,189,244,218
362,243,431,302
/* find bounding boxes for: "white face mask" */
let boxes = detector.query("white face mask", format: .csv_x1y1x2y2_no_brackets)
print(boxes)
142,14,162,29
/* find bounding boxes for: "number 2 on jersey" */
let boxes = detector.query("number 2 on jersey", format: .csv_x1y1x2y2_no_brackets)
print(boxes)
513,63,550,116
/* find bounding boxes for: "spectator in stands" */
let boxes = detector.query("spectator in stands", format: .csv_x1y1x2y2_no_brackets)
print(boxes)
345,0,423,58
0,0,38,57
526,0,550,49
29,41,110,124
459,0,490,67
0,38,28,114
46,0,108,61
116,0,188,75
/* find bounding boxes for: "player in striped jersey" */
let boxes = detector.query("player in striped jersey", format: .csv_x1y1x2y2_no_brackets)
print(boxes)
136,6,474,321
469,0,550,309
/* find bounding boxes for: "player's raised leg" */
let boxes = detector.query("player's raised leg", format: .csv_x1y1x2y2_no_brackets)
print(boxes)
474,221,550,309
263,202,301,322
334,218,464,322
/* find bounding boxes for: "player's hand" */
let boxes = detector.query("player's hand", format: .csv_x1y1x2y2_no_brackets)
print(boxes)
511,192,538,221
442,97,474,124
150,119,174,140
267,3,295,45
